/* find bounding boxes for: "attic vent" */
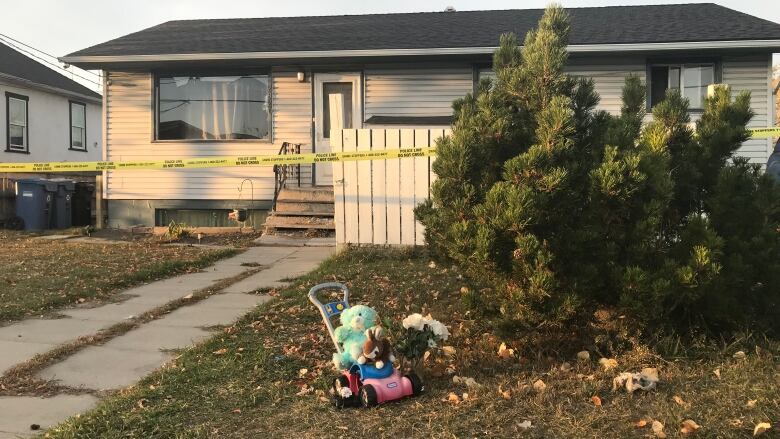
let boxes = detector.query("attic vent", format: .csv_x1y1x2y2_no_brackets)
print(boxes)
443,6,456,12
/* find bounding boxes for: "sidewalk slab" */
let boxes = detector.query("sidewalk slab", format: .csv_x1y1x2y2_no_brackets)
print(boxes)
0,395,97,438
0,340,55,375
150,299,258,328
0,319,110,345
38,346,173,390
105,323,211,352
61,300,154,323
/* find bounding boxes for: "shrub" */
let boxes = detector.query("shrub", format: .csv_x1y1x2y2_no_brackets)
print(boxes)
416,5,780,335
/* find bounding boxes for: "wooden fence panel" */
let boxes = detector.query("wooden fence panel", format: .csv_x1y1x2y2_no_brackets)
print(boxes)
342,129,359,244
385,130,402,245
332,128,448,245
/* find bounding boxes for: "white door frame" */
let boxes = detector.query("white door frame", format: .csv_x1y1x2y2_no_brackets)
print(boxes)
313,72,362,186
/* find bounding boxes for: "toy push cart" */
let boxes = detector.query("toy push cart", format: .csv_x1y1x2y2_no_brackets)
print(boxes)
308,282,423,408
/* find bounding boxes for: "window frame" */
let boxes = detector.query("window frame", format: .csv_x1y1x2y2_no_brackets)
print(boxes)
5,92,29,154
647,59,721,111
152,71,273,143
69,100,88,152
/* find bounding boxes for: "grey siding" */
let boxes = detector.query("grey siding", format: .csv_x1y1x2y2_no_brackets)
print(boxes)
364,68,473,120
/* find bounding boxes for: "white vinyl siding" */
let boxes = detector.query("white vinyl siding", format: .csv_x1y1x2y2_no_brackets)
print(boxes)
481,55,772,164
104,71,282,200
478,58,647,116
364,68,473,120
272,71,313,187
722,55,773,164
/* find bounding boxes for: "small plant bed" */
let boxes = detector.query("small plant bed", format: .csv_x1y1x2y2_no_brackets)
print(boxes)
0,230,237,324
48,248,778,438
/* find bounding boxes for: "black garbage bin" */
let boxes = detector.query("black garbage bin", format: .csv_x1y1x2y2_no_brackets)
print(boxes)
14,179,58,230
52,180,75,229
72,182,95,226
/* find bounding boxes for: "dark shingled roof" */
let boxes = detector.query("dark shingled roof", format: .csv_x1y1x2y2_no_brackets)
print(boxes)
0,42,101,99
66,4,780,58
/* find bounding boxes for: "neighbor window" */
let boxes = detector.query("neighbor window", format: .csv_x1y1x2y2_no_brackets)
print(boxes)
156,74,270,141
6,92,28,152
69,101,87,151
650,64,715,109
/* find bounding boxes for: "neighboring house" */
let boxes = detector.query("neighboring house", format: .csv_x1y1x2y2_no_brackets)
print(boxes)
0,41,103,223
0,42,102,163
61,4,780,228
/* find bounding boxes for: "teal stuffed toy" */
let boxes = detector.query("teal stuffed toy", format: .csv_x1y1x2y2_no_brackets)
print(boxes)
332,305,378,369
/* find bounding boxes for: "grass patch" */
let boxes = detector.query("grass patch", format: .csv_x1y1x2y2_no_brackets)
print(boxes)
0,231,237,324
48,248,779,438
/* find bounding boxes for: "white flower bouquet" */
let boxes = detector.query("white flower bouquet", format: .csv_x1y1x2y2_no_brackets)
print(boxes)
395,313,450,373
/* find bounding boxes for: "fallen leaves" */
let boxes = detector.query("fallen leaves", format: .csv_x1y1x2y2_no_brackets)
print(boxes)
598,357,618,371
532,379,546,393
577,351,590,362
753,422,771,436
212,348,228,355
442,346,457,357
590,395,602,407
497,342,515,360
652,420,666,438
713,368,721,379
445,392,461,404
498,384,512,400
517,420,532,430
673,395,690,408
746,399,757,408
452,375,480,389
733,351,747,360
680,419,700,435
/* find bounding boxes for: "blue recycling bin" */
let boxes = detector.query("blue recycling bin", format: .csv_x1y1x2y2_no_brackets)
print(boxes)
15,179,58,230
52,179,75,229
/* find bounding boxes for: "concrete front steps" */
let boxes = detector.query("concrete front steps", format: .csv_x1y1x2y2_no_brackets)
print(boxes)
264,187,335,232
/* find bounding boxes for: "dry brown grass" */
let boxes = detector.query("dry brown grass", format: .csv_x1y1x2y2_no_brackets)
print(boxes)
48,248,779,438
0,231,236,324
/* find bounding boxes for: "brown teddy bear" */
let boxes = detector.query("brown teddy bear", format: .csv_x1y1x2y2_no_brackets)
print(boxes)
357,326,395,369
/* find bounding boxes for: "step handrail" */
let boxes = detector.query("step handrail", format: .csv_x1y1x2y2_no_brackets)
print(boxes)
271,142,302,212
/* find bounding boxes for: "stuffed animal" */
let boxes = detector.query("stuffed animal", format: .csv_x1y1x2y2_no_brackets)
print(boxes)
358,326,395,369
332,304,378,369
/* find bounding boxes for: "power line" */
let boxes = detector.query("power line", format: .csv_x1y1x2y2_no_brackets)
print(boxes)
0,32,101,79
0,37,101,87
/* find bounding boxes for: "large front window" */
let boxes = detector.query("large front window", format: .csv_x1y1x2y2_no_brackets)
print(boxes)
156,74,270,141
650,64,715,110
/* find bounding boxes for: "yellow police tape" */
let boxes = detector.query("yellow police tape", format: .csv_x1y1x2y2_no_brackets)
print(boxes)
747,127,780,139
1,127,778,174
0,146,437,173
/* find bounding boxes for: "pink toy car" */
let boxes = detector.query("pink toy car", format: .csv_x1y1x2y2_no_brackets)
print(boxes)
309,282,424,408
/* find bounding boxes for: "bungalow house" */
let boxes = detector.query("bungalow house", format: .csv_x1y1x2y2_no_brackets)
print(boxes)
1,41,102,222
60,4,780,229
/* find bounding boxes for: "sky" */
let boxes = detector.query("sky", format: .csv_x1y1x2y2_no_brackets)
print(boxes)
1,0,778,91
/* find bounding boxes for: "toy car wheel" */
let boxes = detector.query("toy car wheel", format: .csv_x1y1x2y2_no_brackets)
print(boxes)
405,372,424,396
331,376,352,409
359,384,378,407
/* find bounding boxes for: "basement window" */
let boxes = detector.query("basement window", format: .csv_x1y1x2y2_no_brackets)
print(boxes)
155,74,270,141
650,64,715,110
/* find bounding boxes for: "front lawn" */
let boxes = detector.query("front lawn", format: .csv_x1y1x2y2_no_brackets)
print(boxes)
0,231,237,324
46,248,778,438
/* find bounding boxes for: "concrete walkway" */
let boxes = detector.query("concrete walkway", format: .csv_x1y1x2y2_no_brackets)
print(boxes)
0,243,334,438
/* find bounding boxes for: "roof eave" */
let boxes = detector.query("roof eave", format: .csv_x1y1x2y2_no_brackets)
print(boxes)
60,39,780,67
0,72,102,103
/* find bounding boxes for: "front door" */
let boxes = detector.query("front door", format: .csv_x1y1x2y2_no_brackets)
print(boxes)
314,73,361,186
